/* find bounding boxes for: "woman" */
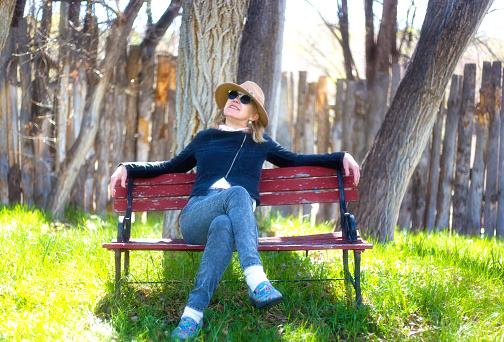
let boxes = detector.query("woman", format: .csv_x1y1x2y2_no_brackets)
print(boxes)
109,81,360,339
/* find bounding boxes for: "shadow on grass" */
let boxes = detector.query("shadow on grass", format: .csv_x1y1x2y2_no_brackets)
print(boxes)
94,250,377,341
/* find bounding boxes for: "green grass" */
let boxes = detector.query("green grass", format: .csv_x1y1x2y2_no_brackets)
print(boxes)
0,205,503,341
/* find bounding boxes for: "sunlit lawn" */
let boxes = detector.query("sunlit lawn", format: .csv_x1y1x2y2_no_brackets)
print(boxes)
0,205,503,341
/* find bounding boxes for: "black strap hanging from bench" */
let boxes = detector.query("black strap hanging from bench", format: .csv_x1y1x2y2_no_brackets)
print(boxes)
337,169,358,243
117,178,133,243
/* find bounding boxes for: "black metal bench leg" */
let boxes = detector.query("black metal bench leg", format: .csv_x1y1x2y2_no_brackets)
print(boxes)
115,250,122,292
354,250,362,308
124,250,130,277
343,250,352,305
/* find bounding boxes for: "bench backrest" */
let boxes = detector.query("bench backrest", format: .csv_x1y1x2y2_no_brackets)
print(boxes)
114,166,357,213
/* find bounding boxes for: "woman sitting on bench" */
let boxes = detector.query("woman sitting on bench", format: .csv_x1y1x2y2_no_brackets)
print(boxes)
109,81,360,340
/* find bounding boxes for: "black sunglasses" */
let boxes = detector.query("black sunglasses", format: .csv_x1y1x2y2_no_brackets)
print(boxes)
228,90,252,104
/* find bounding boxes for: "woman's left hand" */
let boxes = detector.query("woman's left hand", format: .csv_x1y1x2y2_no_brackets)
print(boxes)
343,153,360,185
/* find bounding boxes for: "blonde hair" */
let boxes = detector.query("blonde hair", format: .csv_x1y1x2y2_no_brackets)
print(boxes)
212,103,266,143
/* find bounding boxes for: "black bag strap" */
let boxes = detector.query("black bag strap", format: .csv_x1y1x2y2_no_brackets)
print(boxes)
121,178,133,242
337,169,348,215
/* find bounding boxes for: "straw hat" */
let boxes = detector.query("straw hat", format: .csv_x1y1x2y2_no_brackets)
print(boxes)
215,81,269,128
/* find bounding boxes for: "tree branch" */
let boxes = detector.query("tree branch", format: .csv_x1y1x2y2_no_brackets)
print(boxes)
141,0,182,50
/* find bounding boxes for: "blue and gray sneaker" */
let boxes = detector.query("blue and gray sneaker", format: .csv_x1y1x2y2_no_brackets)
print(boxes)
171,316,202,340
248,281,284,309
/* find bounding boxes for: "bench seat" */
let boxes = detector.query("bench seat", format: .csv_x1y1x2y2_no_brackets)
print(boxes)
103,232,372,252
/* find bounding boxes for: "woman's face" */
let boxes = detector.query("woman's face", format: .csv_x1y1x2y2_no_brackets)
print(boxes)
223,91,259,128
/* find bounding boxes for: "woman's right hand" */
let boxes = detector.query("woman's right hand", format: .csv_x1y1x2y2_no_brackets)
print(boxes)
109,165,127,198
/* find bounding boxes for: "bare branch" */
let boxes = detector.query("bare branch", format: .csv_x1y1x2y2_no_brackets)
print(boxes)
141,0,182,50
304,0,343,45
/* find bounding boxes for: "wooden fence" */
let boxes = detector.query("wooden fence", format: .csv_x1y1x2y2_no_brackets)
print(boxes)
0,22,502,236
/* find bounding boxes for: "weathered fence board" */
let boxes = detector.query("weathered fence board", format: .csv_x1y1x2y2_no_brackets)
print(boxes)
6,28,21,203
497,70,504,238
411,142,430,231
124,45,141,162
436,75,462,230
483,62,501,237
18,18,34,204
0,37,9,204
424,100,444,231
453,64,476,233
468,62,492,235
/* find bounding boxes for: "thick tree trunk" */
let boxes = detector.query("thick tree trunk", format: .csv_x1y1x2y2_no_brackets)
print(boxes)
365,72,389,153
163,0,249,238
365,0,398,89
0,0,16,54
483,62,501,238
435,75,462,230
352,0,493,242
174,0,248,152
375,0,398,73
47,0,144,218
452,64,476,233
70,10,96,209
353,80,367,163
237,0,286,139
332,79,344,153
338,0,356,80
342,80,356,152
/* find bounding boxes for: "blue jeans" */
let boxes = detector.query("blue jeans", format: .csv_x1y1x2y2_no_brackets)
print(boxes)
179,186,262,312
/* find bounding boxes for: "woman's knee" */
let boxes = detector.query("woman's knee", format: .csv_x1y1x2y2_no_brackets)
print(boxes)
208,215,233,239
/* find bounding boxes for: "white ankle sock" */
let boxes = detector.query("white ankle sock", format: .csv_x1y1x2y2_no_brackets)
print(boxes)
181,306,203,325
244,265,269,292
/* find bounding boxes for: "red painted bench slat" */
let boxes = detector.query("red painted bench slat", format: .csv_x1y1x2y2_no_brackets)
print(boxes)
113,189,359,212
114,176,356,200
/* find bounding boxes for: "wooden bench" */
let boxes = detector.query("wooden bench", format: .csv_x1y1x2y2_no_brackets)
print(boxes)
103,166,373,306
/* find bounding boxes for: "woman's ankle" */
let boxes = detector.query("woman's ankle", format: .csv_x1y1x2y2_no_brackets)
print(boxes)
244,265,269,291
181,306,204,324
